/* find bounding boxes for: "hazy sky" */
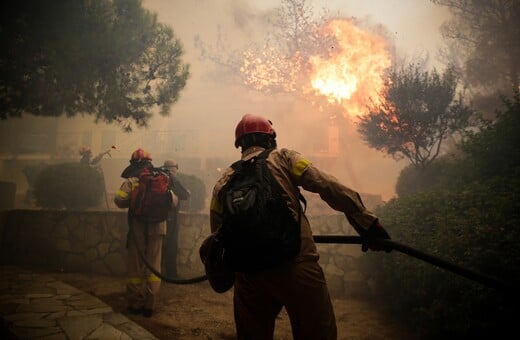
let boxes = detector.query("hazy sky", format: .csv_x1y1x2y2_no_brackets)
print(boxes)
254,0,450,61
335,0,449,58
138,0,452,200
143,0,450,64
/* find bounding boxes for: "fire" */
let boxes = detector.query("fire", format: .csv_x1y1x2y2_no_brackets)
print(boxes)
239,18,392,120
241,47,304,93
309,19,392,118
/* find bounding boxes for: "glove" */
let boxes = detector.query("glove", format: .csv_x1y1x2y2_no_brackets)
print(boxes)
361,219,392,253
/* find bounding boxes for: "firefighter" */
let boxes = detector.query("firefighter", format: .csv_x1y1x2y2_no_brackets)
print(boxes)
79,146,110,166
206,114,391,339
79,146,93,165
161,159,191,278
114,148,178,318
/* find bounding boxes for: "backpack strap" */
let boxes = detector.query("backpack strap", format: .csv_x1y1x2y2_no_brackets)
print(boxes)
230,147,307,215
230,148,273,172
230,159,243,172
298,192,307,213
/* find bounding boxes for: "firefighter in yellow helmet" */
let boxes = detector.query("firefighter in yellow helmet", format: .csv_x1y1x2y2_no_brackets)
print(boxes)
114,148,178,317
205,114,391,339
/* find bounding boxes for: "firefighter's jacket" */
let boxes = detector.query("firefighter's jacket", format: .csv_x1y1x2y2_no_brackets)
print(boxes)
210,146,378,263
114,177,179,235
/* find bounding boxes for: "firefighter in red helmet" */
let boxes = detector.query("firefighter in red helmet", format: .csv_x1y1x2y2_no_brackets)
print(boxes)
114,148,178,318
205,113,391,339
233,113,276,148
79,145,113,166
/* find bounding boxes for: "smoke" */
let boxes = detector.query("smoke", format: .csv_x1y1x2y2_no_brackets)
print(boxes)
138,0,451,201
1,0,451,205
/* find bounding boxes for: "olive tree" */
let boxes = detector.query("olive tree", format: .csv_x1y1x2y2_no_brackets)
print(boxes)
357,64,476,169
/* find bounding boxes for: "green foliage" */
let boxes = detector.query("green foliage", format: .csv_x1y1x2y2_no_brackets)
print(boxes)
0,0,189,130
461,94,520,178
33,163,105,210
176,173,206,212
360,178,520,338
357,64,476,169
396,94,520,196
395,154,470,197
359,96,520,338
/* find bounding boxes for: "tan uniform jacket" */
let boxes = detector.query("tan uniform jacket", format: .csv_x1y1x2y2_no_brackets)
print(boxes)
210,146,378,263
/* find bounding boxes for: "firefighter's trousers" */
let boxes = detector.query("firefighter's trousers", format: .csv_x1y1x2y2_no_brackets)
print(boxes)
126,219,165,311
234,260,337,340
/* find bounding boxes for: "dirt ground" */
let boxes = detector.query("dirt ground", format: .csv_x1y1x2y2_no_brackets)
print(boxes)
54,271,418,340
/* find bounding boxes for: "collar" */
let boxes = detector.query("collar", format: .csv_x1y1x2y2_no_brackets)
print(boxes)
241,146,266,161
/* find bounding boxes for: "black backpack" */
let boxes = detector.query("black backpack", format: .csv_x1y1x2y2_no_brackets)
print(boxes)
219,148,305,272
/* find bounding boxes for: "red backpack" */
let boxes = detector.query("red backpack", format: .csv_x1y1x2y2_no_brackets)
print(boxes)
130,167,172,223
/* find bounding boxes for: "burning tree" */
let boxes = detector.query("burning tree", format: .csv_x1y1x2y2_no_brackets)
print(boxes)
195,0,329,94
196,0,392,112
201,0,487,176
238,2,394,119
357,64,476,169
307,19,392,119
201,0,478,172
237,5,395,173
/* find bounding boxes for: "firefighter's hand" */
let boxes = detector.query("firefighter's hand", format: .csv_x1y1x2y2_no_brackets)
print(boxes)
361,220,392,253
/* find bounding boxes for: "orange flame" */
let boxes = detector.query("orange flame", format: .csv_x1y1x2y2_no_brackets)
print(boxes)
309,19,391,118
239,18,391,121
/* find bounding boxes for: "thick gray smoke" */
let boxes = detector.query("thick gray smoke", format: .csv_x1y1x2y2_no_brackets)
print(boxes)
135,0,450,201
0,0,451,207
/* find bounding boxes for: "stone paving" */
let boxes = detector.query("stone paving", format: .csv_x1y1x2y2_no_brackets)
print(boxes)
0,265,158,339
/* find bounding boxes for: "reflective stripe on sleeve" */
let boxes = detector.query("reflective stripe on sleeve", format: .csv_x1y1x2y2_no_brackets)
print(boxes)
116,190,129,199
292,158,311,177
128,277,142,284
147,274,161,282
128,178,140,190
210,197,222,214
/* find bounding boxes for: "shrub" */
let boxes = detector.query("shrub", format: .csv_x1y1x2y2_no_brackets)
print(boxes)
395,155,470,197
461,94,520,178
33,163,104,210
359,177,519,338
360,91,520,339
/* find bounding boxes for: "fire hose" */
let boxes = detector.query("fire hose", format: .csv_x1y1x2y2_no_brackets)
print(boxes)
131,223,512,291
312,235,512,291
129,221,207,284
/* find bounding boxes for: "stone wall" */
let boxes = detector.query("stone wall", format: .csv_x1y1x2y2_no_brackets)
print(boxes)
0,210,367,297
0,210,129,275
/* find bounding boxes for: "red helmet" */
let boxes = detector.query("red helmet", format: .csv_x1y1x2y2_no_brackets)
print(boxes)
78,146,92,156
234,114,276,148
130,148,152,162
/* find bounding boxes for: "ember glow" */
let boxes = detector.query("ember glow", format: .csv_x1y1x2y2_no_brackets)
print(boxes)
310,19,392,118
239,18,392,120
241,48,304,93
